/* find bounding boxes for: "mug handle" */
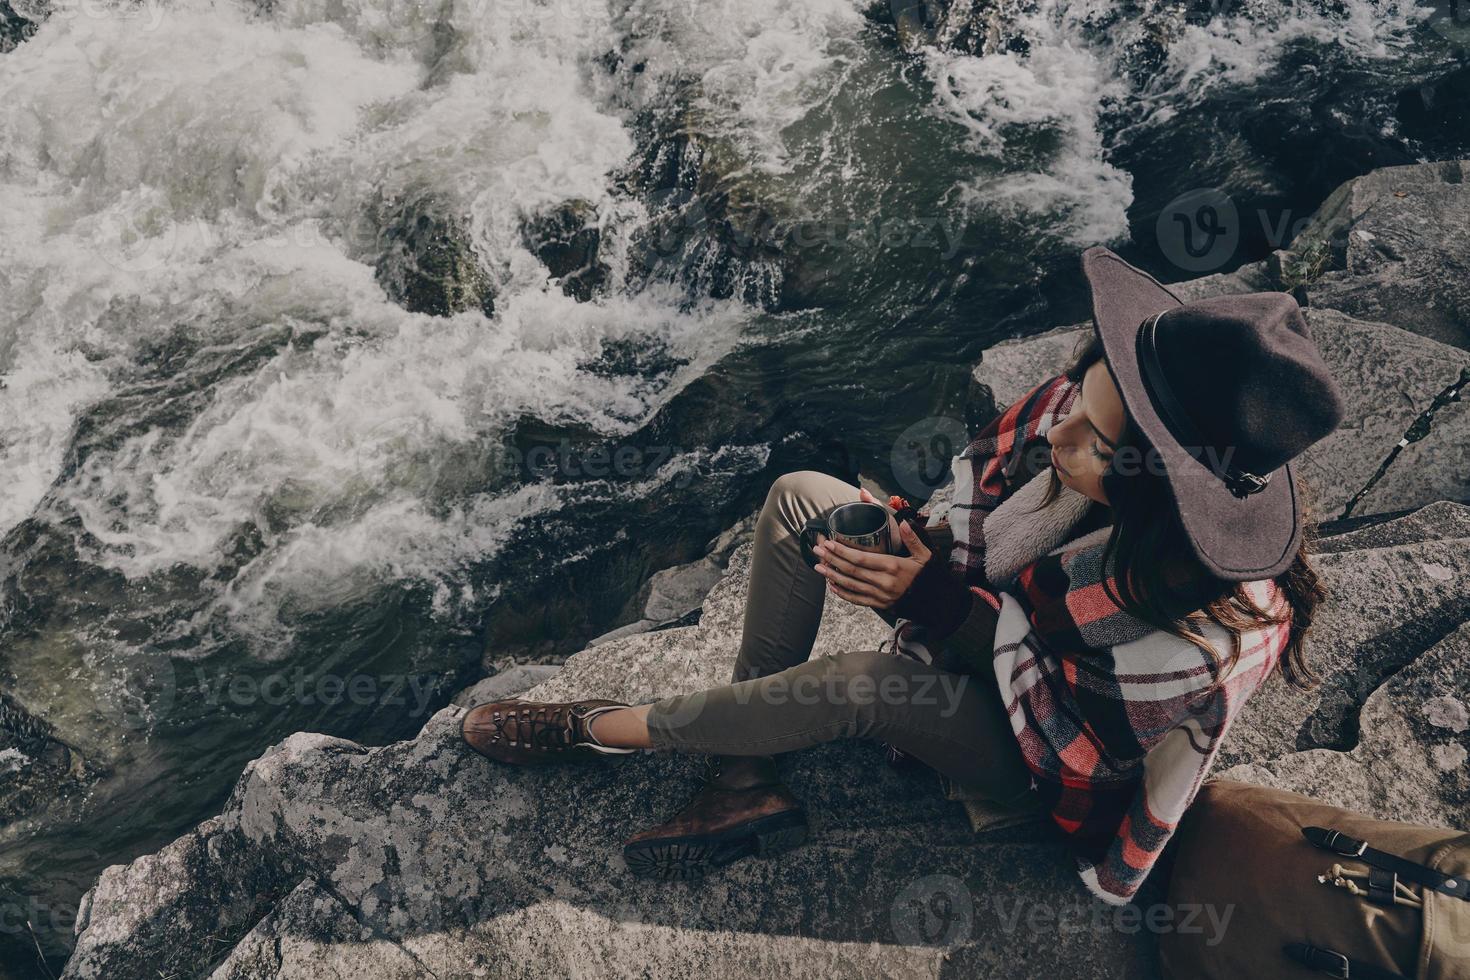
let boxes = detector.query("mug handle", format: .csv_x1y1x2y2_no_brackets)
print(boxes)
799,517,830,568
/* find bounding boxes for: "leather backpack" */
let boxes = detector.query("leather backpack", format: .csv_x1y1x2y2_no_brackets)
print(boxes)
1158,778,1470,980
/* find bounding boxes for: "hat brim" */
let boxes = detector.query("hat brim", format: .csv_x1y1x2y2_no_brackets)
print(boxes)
1081,246,1301,582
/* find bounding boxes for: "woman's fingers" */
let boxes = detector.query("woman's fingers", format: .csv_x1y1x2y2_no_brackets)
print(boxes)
826,579,880,608
817,549,897,594
899,521,931,563
819,539,895,571
815,561,890,601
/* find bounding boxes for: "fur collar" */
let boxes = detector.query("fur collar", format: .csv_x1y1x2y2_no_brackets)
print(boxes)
981,468,1106,589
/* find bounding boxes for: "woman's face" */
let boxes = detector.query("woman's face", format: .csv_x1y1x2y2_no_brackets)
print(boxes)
1045,359,1128,505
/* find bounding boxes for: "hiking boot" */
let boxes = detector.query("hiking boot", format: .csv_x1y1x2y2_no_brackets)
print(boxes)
622,757,808,880
460,698,637,765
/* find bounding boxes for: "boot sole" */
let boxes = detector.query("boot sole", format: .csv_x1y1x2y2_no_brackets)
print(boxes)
622,810,809,880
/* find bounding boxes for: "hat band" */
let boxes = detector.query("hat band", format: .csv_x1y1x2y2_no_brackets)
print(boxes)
1135,312,1273,499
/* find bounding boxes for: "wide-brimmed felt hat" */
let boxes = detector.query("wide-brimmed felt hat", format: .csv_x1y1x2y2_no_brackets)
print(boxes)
1081,246,1346,582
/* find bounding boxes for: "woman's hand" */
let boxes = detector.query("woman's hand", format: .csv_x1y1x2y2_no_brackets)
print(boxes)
813,492,932,610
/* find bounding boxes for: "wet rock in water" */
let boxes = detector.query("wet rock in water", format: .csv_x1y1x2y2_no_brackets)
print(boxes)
61,498,1470,979
1,0,38,53
927,0,1034,57
975,307,1470,521
0,693,96,831
372,202,496,319
1275,159,1470,350
522,200,608,302
617,102,792,311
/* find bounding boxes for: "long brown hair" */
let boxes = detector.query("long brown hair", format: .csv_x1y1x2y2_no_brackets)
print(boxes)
1036,332,1327,694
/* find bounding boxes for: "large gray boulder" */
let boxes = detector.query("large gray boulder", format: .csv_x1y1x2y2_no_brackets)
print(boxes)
1281,159,1470,351
62,500,1470,979
974,308,1470,521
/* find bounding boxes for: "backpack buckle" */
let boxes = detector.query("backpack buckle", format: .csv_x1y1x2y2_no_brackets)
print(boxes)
1284,943,1351,978
1304,826,1367,857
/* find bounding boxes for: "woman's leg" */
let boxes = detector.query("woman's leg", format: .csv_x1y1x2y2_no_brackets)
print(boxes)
594,648,1034,806
734,470,865,681
713,470,867,787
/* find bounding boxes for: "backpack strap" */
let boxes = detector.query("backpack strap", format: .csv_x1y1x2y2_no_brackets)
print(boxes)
1282,943,1411,980
1303,826,1470,902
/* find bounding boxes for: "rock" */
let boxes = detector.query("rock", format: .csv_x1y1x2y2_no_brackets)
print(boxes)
0,692,96,834
1216,617,1470,829
1424,696,1469,734
372,200,497,319
62,500,1470,979
974,308,1470,520
451,664,565,708
1,0,37,53
1278,159,1470,350
1216,503,1470,773
1313,499,1470,554
587,513,757,647
1164,256,1274,303
617,99,795,311
522,201,608,302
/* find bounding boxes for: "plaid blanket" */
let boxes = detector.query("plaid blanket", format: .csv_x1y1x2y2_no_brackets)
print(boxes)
894,373,1290,905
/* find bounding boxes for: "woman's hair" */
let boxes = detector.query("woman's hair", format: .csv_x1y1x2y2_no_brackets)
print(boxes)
1036,332,1327,694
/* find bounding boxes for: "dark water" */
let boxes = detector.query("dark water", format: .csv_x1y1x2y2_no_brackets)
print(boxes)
1,0,1467,974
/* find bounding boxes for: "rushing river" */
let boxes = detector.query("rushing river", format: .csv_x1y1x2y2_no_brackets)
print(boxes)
0,0,1466,971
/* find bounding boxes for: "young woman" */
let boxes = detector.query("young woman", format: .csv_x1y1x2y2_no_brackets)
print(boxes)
461,246,1347,905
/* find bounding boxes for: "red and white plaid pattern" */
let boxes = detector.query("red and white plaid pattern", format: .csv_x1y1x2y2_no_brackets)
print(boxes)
895,373,1290,905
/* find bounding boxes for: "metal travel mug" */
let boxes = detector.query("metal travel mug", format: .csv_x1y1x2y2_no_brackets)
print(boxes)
799,501,894,567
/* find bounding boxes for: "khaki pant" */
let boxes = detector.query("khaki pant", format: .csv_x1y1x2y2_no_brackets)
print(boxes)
644,471,1035,806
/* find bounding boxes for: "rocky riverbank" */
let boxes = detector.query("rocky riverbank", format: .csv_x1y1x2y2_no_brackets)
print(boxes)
58,161,1470,979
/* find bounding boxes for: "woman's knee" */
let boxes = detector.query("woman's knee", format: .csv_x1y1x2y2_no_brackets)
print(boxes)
763,470,854,530
766,470,832,509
